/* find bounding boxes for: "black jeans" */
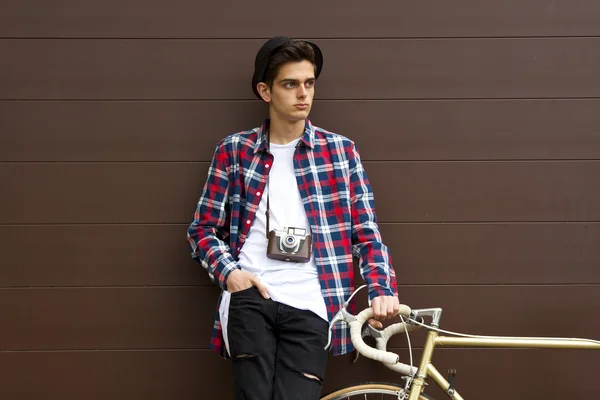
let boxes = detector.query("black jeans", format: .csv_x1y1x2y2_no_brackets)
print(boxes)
227,286,329,400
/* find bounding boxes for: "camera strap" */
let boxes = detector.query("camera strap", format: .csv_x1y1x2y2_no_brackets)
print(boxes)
265,127,271,240
265,181,271,239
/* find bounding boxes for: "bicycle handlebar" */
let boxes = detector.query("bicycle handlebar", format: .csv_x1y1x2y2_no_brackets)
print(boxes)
349,305,418,376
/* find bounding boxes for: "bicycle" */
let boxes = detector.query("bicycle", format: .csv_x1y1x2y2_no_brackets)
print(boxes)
319,285,600,399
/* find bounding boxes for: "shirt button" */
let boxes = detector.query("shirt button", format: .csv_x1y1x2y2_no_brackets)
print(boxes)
256,191,261,196
265,164,270,168
246,220,251,225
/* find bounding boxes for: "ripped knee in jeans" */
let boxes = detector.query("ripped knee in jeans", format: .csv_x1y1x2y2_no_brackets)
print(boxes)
300,371,323,384
233,353,257,360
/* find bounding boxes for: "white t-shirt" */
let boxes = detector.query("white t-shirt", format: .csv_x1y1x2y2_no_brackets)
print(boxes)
219,137,328,356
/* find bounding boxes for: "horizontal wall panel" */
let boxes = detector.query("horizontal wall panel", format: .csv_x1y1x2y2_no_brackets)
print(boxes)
0,286,598,351
1,0,599,38
0,100,265,162
2,99,600,162
1,223,598,287
0,287,214,351
379,223,600,285
0,224,211,287
2,38,600,100
0,349,597,399
366,161,600,222
0,350,226,400
0,162,205,225
1,161,598,224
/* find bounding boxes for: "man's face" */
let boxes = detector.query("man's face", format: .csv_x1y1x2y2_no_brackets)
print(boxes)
264,60,316,122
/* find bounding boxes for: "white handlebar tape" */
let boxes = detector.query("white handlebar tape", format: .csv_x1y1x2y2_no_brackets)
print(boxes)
349,305,414,368
376,322,420,375
349,319,399,365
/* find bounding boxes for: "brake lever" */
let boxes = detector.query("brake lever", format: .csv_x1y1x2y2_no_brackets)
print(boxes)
324,308,358,350
324,310,343,350
352,322,384,364
324,284,369,351
362,322,383,339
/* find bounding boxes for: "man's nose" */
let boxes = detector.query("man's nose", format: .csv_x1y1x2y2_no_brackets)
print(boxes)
297,85,308,98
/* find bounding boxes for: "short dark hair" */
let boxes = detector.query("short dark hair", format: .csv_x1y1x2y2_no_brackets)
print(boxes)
263,40,317,88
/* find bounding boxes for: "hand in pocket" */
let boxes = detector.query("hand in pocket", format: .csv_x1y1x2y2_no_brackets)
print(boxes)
227,269,270,299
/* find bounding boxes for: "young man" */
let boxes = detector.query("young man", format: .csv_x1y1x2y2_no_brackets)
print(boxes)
187,36,399,399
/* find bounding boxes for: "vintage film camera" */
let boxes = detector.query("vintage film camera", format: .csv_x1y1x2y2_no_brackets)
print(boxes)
266,227,313,263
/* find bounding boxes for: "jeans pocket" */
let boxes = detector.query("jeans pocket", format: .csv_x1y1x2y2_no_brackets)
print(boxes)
227,290,263,358
230,285,258,297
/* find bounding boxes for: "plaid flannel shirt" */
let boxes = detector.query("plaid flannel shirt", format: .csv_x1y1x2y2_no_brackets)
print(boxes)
187,119,398,357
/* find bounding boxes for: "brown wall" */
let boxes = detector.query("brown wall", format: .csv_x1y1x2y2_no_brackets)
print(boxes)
1,1,599,398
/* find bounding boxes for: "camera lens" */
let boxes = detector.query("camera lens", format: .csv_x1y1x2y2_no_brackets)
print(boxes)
282,235,297,251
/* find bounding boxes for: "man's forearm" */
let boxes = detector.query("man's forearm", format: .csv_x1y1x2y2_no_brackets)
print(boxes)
187,226,239,291
353,233,398,300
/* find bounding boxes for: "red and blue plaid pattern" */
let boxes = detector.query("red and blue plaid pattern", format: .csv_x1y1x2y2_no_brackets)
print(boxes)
187,119,398,357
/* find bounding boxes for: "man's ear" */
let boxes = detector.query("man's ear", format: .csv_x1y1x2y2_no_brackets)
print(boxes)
257,82,271,103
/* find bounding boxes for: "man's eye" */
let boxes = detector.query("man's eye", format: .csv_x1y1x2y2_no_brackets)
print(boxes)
305,81,315,88
285,82,296,88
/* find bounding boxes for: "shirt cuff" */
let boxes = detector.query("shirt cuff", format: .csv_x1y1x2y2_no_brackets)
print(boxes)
368,285,396,301
215,259,241,291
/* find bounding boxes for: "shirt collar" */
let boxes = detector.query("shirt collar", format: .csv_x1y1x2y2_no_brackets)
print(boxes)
254,118,316,154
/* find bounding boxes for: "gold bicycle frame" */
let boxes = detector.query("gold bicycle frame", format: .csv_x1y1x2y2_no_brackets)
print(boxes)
407,330,600,400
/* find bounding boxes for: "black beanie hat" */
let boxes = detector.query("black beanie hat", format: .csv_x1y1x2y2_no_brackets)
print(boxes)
251,36,323,100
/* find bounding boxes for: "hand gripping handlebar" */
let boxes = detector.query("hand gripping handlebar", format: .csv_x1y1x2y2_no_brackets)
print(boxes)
349,305,418,376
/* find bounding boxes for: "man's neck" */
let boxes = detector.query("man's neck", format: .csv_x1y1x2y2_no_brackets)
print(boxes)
268,116,306,145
